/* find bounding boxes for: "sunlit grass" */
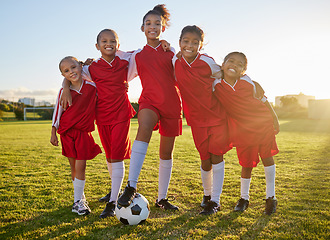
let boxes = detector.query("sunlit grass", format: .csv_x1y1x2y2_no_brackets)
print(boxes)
0,119,329,239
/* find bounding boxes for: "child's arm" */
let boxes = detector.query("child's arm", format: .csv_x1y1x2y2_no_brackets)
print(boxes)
265,100,280,134
253,81,265,100
50,126,59,146
60,79,71,109
160,40,171,51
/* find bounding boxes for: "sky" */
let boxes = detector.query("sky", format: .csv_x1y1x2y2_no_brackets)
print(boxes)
0,0,329,104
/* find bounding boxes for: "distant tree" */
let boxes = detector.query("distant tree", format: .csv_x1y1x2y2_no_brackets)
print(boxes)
14,108,24,120
0,110,3,121
0,103,10,112
7,104,14,111
280,96,300,109
37,109,53,120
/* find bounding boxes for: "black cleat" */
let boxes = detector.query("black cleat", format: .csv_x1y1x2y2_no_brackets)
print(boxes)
199,200,220,215
99,189,111,202
155,198,179,210
99,201,115,218
117,183,136,207
264,196,277,215
201,195,211,208
234,198,249,212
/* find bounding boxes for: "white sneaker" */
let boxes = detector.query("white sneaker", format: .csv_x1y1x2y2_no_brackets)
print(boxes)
72,199,91,215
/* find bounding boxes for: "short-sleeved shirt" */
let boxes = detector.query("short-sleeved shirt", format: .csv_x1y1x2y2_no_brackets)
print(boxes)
213,77,276,147
128,44,182,120
84,51,136,126
52,80,97,135
173,53,225,127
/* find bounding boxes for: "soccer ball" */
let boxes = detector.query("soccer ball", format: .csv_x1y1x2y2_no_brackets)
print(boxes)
115,193,150,225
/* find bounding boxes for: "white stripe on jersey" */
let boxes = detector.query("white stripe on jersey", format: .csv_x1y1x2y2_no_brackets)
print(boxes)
52,89,64,129
199,54,221,76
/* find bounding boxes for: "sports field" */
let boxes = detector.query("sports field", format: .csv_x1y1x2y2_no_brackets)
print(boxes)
0,119,329,239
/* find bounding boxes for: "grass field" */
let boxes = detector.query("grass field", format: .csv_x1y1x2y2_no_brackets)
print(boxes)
0,119,329,239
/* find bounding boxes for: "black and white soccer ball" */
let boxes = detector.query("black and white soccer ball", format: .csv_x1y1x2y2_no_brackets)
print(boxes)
115,193,150,225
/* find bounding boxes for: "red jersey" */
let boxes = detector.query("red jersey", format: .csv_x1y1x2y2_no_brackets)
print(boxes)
128,44,181,119
52,80,97,135
213,77,275,147
84,51,136,125
173,53,225,127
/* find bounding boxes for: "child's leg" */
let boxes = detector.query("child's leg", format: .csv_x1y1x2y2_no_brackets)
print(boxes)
127,109,158,188
210,154,224,205
200,159,212,197
68,157,76,181
158,135,175,201
262,157,276,198
109,160,125,202
241,167,253,200
74,160,87,202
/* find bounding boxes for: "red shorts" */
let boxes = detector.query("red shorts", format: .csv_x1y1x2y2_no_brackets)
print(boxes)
191,124,231,161
60,128,102,160
97,120,131,160
139,103,182,137
236,136,279,168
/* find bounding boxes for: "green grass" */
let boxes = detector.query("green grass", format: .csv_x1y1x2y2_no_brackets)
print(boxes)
0,119,329,239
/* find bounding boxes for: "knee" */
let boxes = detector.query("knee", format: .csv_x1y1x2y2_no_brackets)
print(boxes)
201,159,212,171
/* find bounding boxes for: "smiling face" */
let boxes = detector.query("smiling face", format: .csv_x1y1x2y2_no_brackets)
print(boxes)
96,30,119,62
222,53,247,82
60,58,82,84
179,31,203,63
141,13,165,43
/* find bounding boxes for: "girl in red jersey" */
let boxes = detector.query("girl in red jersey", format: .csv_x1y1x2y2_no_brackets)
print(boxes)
61,29,136,218
213,52,280,215
51,56,102,216
118,4,182,210
173,25,231,215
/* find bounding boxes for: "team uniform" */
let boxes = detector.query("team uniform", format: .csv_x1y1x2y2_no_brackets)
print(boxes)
52,80,102,160
83,51,136,160
213,77,279,168
172,53,231,160
128,44,182,137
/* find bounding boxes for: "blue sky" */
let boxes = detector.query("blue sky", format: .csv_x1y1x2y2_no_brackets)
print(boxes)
0,0,329,104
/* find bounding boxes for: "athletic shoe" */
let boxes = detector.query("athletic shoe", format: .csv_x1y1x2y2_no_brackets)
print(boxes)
155,198,179,210
72,201,79,213
117,183,136,207
234,198,249,212
201,195,211,208
199,200,220,215
264,196,277,215
99,201,116,218
72,199,91,216
99,189,111,202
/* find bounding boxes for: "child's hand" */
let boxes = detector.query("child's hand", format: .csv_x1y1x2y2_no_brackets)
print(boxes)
176,51,182,60
253,81,265,100
124,81,129,92
160,40,171,51
83,58,94,66
50,133,59,146
60,88,72,110
273,118,280,135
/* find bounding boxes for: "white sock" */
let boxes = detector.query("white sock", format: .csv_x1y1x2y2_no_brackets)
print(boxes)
241,177,251,200
200,166,212,196
106,161,112,179
264,164,276,199
211,161,225,205
73,178,85,202
127,140,148,189
158,158,173,201
110,161,125,202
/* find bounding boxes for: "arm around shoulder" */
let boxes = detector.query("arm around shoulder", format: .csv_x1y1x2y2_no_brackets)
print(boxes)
265,100,280,134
